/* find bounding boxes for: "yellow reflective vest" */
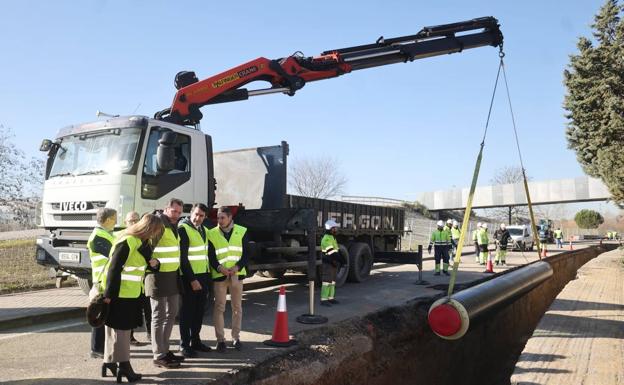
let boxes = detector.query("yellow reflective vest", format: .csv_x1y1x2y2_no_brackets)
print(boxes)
208,224,247,279
152,226,180,272
179,222,209,275
100,236,148,299
87,227,114,283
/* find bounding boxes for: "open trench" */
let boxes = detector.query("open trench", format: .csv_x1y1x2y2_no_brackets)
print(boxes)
218,244,616,385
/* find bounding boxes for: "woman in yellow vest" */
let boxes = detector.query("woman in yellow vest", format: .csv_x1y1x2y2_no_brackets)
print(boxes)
101,214,163,383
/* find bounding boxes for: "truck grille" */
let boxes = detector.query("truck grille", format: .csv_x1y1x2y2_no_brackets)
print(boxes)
53,214,96,221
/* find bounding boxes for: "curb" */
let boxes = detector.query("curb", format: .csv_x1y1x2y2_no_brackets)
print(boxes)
0,307,85,331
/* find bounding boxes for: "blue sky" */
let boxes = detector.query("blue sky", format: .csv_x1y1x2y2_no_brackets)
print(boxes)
0,0,609,202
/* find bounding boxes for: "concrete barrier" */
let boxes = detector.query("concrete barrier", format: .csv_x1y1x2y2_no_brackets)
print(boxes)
218,244,616,385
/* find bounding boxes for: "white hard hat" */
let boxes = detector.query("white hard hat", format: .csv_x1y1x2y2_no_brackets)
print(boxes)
446,219,453,224
500,223,506,229
324,219,339,230
477,222,482,227
453,220,459,227
437,220,444,227
481,223,488,229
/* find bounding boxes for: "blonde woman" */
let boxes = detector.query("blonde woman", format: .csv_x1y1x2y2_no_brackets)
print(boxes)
101,214,163,383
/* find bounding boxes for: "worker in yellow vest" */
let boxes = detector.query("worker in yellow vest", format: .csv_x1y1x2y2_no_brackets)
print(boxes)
100,213,162,382
450,220,461,261
178,203,212,357
208,206,249,353
87,207,117,359
428,220,452,276
146,198,184,369
477,223,489,265
473,222,482,263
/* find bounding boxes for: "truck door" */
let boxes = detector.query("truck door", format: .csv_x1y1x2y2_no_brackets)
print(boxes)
137,125,197,213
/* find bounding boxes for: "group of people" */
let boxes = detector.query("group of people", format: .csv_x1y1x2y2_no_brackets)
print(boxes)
472,222,511,266
427,219,461,276
428,219,516,275
87,199,248,383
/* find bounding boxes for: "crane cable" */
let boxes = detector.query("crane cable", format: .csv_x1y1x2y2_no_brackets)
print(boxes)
501,60,542,260
447,49,542,298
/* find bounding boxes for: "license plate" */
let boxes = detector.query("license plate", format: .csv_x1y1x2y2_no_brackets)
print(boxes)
59,252,80,263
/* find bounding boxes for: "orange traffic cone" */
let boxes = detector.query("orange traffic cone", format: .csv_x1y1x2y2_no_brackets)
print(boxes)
263,286,297,347
484,251,494,273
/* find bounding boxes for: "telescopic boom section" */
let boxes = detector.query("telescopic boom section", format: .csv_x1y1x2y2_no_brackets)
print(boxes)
156,16,503,126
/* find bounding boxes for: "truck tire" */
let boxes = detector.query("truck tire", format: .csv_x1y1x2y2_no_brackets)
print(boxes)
77,277,92,295
335,245,350,287
347,242,373,283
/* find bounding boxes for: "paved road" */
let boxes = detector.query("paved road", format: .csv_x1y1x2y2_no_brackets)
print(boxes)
511,247,624,385
0,245,579,384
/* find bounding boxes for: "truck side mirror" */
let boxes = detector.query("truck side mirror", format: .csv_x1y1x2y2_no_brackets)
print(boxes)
40,139,53,152
156,131,177,173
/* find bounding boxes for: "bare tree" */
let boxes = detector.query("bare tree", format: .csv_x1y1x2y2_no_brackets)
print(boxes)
289,156,347,199
484,166,530,224
0,124,44,229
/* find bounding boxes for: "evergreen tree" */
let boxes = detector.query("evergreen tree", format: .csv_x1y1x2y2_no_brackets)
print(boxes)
574,209,604,229
564,0,624,205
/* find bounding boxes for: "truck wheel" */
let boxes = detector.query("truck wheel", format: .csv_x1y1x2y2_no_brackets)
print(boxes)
335,245,350,287
347,242,373,283
77,277,92,295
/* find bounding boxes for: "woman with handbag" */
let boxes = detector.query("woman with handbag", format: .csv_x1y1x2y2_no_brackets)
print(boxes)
100,213,163,383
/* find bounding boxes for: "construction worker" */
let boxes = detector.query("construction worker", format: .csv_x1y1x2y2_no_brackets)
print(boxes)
87,207,117,359
495,223,510,265
450,220,461,261
178,203,212,357
209,206,249,353
473,222,482,263
477,223,489,265
320,219,346,306
554,227,564,249
428,220,452,276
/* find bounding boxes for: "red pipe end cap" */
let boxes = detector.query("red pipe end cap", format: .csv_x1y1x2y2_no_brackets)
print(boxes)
428,303,462,337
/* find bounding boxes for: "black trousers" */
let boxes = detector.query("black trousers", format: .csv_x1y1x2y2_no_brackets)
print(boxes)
91,325,104,353
179,273,210,348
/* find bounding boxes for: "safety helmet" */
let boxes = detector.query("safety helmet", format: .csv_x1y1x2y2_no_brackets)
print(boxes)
477,222,482,227
481,223,488,229
324,219,339,230
446,219,453,224
436,220,444,227
500,223,506,229
453,220,459,227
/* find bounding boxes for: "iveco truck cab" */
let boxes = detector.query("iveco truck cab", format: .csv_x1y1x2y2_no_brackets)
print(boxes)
36,115,215,291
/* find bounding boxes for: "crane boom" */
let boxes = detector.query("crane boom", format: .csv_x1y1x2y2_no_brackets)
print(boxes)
156,16,503,126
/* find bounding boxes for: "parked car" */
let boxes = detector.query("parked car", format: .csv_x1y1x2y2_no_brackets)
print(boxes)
506,225,534,251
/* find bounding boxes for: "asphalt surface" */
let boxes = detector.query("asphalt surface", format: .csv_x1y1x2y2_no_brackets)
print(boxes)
0,244,591,384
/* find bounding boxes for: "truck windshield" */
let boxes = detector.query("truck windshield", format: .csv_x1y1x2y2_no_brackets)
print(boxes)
508,228,524,236
48,128,142,178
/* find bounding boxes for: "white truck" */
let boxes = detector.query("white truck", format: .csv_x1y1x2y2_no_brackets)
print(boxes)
34,18,503,292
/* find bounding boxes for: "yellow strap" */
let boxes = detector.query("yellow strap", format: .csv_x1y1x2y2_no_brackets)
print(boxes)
447,143,484,297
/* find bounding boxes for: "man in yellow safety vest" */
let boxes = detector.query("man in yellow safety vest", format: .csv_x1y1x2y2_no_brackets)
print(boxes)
208,206,249,353
178,203,212,357
87,207,117,359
